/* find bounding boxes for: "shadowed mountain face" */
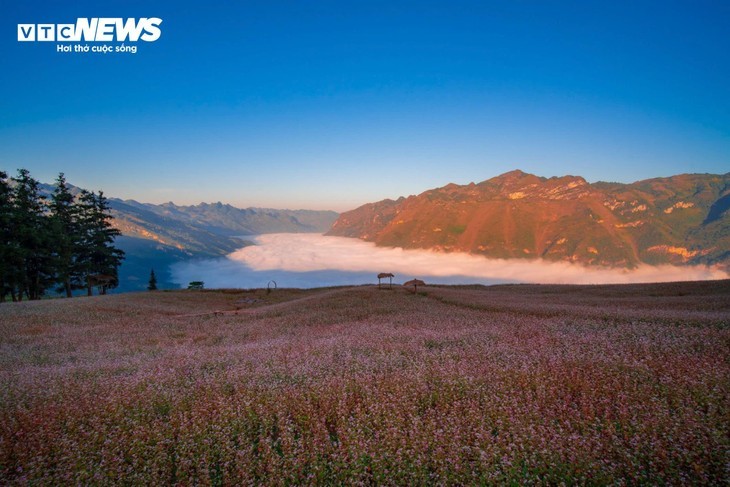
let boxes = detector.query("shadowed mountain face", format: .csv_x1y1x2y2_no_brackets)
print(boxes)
109,200,245,257
327,170,730,268
110,199,338,256
108,200,338,291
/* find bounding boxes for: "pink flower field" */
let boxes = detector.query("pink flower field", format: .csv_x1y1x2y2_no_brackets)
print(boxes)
1,281,728,485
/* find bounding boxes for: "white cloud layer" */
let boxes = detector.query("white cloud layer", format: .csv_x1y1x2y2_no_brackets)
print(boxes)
170,233,728,289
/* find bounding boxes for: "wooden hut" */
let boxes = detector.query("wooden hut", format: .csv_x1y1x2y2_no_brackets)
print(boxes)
377,272,395,289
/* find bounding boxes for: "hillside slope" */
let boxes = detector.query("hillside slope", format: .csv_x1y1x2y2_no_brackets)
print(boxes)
2,281,728,484
328,170,730,268
110,201,337,291
115,200,337,239
111,200,338,254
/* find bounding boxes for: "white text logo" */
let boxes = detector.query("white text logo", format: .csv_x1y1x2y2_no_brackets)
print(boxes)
18,18,162,42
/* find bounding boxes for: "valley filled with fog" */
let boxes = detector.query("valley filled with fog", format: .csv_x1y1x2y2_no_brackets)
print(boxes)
170,233,728,289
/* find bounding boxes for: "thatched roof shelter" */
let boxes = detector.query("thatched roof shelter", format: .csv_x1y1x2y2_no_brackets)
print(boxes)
377,272,395,289
403,279,425,292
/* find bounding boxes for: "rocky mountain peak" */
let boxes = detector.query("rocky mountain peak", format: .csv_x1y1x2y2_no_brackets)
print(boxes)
327,171,730,269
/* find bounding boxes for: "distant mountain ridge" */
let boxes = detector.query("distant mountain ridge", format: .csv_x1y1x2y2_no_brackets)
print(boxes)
327,170,730,269
110,199,338,256
109,200,337,291
37,182,338,291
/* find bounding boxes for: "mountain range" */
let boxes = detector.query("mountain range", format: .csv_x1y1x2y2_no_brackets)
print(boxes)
327,170,730,269
110,200,338,291
37,182,338,291
36,170,730,292
110,199,338,257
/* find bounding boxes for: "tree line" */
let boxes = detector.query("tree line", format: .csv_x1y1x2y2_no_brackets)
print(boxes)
0,169,124,302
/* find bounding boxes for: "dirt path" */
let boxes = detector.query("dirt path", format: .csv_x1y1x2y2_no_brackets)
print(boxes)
171,286,365,319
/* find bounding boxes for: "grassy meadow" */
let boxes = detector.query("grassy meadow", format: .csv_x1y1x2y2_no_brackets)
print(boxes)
1,281,728,485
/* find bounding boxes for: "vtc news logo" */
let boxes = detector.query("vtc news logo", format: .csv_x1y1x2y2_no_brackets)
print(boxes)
17,18,162,42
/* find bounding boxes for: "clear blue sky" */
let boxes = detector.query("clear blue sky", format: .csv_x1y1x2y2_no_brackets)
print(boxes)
1,0,728,211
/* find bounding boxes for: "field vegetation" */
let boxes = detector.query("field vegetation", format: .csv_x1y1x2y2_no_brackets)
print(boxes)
1,281,728,484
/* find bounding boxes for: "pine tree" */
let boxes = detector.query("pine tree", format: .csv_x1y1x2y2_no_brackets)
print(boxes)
0,171,13,302
0,169,126,302
77,190,125,295
148,269,158,291
10,169,54,300
49,173,80,297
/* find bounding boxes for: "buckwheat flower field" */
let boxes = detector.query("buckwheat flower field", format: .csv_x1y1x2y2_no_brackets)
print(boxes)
1,281,728,485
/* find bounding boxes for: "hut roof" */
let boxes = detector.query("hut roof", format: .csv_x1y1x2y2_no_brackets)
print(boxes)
403,279,425,287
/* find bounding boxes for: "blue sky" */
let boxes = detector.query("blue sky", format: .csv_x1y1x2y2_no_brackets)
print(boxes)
1,1,728,211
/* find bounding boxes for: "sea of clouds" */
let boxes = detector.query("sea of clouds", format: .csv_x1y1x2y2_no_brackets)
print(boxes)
170,233,728,289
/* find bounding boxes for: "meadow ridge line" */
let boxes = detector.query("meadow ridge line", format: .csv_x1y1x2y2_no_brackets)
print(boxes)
170,286,365,318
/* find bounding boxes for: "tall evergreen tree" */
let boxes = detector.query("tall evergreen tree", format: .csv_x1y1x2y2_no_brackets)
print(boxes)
148,268,158,291
49,173,84,297
77,190,125,295
11,169,54,300
0,171,13,302
0,169,125,302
